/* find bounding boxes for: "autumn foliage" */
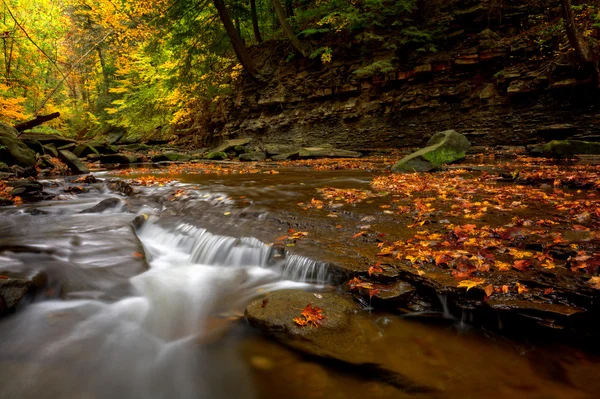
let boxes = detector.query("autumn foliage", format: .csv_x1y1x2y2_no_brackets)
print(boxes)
293,303,326,327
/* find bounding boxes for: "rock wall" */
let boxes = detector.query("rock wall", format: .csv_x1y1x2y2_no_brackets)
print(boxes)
197,0,600,150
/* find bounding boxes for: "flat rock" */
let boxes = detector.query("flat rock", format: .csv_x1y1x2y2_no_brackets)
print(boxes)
211,138,252,153
298,147,362,158
529,140,600,157
19,132,75,147
239,152,266,162
151,152,191,162
246,290,436,392
58,150,90,174
88,154,138,164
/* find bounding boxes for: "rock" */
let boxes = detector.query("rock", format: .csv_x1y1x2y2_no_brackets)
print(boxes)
8,164,37,178
272,152,300,161
151,152,191,162
43,144,58,157
245,290,435,393
18,132,75,147
72,143,99,158
205,151,228,160
7,180,43,200
265,144,300,156
88,154,138,164
88,142,118,154
0,172,13,179
79,198,121,214
391,130,471,173
22,139,45,155
107,180,134,196
57,143,77,152
211,138,252,153
298,147,362,158
369,281,416,308
0,278,35,314
0,161,8,171
58,150,90,175
529,140,600,157
0,197,14,206
0,122,37,167
239,152,266,162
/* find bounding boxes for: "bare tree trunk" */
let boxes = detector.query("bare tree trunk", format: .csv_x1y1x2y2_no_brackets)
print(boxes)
250,0,263,43
561,0,600,86
213,0,263,82
270,0,306,56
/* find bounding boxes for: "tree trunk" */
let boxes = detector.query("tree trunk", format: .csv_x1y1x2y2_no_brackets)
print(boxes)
270,0,307,57
213,0,263,82
14,112,60,133
234,17,244,44
250,0,263,43
561,0,600,86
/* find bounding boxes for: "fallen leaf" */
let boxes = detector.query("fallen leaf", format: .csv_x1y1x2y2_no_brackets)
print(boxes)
457,278,485,291
293,303,325,327
516,282,528,294
484,284,493,297
513,260,532,271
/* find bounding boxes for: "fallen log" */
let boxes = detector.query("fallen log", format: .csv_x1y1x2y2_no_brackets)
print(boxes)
14,112,60,133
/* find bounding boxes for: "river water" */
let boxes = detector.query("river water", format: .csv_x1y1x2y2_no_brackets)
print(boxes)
0,168,598,398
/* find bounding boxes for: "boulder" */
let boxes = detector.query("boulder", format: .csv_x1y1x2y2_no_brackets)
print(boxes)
7,180,43,200
22,139,45,155
107,180,135,196
79,198,121,214
0,123,37,167
529,140,600,157
43,144,58,157
391,130,471,173
0,278,35,314
58,150,90,175
211,138,252,153
57,143,77,152
298,147,362,158
205,151,228,160
88,142,118,154
239,152,266,162
72,143,99,158
151,152,191,162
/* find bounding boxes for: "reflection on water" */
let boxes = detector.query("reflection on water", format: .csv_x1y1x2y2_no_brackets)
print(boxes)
0,173,598,399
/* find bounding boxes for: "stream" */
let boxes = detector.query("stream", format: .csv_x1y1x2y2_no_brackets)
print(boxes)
0,167,599,398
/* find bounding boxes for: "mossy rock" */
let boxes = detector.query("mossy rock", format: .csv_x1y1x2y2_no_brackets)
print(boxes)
265,144,300,156
204,151,228,160
0,123,37,167
151,152,191,162
392,130,471,173
73,144,99,158
58,150,90,174
530,140,600,157
239,152,266,162
211,138,252,153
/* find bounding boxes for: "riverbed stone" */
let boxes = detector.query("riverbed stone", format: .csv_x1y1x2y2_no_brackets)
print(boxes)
58,150,90,174
205,151,228,160
19,132,75,148
88,154,138,164
245,289,435,392
0,278,35,314
79,198,121,214
391,130,471,173
239,152,266,162
529,140,600,157
298,147,362,158
272,151,300,160
0,123,37,167
265,144,300,156
211,138,252,153
73,143,99,158
151,152,191,162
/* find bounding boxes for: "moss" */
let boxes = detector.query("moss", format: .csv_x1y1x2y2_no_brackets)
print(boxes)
205,151,228,160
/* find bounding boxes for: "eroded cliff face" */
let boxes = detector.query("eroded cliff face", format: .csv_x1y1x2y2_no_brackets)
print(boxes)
191,0,600,150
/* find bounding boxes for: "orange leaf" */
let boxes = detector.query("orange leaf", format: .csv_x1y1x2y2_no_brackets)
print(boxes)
484,284,493,297
132,252,144,258
368,263,383,276
512,260,532,271
352,231,367,239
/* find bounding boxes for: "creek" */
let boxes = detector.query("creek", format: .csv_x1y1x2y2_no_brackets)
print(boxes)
0,166,599,399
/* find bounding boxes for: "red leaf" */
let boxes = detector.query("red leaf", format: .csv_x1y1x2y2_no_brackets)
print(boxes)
512,260,532,271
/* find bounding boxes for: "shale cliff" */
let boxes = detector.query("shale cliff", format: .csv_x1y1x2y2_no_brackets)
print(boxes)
188,0,600,150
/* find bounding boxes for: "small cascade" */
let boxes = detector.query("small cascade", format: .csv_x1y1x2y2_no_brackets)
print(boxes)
275,254,330,285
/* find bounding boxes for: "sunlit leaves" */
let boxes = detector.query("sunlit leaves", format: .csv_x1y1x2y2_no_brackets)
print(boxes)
293,303,325,327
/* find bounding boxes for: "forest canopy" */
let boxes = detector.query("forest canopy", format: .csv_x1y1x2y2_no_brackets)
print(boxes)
0,0,598,140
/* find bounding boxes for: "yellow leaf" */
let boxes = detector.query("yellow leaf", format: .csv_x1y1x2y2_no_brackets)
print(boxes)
457,278,485,291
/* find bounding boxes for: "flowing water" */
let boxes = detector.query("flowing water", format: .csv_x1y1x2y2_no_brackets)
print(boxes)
0,168,599,398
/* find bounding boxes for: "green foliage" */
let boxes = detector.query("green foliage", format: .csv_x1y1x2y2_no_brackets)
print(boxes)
352,60,395,78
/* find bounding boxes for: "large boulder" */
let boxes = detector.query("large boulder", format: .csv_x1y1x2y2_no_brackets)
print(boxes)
58,150,90,174
19,131,75,148
151,152,191,162
0,123,37,167
391,130,471,173
529,140,600,157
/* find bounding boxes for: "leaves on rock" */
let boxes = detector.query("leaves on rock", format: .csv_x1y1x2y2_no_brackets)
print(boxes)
293,303,325,327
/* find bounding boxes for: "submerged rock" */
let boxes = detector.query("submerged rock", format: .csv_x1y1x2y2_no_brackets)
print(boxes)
392,130,471,173
245,290,436,392
0,278,35,314
0,123,37,167
79,198,121,214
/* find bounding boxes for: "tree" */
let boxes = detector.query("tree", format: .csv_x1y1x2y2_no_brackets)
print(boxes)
213,0,263,82
270,0,307,56
561,0,600,86
250,0,262,43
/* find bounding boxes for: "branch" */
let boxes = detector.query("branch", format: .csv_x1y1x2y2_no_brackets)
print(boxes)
14,112,60,133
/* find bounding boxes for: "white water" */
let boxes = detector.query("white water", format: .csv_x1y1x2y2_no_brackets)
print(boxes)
0,215,330,399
